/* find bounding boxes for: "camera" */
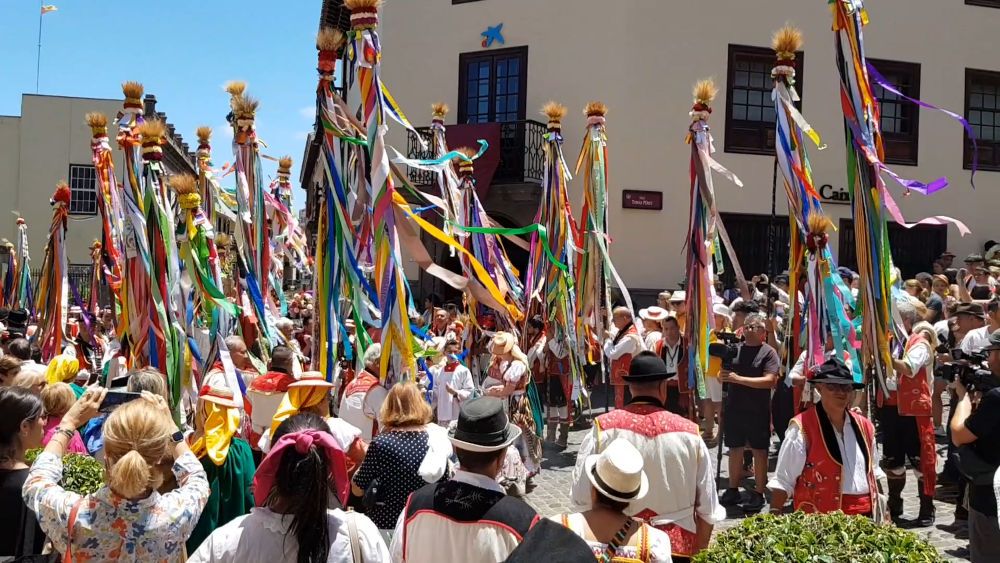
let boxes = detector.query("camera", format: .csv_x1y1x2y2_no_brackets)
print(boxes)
944,348,999,394
708,331,743,371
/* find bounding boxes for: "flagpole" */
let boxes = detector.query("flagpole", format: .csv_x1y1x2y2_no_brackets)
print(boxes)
35,0,43,93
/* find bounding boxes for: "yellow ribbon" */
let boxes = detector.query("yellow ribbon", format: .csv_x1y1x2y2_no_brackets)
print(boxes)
190,401,242,466
269,386,329,438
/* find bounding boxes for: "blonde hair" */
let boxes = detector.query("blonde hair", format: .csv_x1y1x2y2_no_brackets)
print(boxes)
41,382,76,418
11,367,45,391
103,400,174,499
379,381,432,429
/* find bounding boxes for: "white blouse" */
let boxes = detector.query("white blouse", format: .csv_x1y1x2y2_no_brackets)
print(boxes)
189,507,390,563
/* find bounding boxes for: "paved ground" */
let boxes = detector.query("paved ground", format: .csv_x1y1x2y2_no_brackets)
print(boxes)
522,396,972,561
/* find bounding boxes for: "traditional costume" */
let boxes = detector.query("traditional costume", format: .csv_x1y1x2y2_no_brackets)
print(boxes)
245,369,296,449
186,386,255,554
768,360,881,518
338,368,388,443
571,354,723,562
655,331,693,420
544,335,574,447
485,332,543,477
604,321,642,410
879,324,937,525
390,397,540,562
432,357,475,426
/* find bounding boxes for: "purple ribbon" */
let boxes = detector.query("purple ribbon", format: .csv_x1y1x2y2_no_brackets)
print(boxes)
867,62,978,189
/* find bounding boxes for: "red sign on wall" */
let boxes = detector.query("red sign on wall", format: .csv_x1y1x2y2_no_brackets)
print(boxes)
622,190,663,210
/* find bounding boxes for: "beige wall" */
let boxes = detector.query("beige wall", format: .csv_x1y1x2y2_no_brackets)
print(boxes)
0,95,125,267
379,0,1000,290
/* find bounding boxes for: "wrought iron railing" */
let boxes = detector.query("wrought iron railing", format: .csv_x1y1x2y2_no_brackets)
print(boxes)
405,119,547,186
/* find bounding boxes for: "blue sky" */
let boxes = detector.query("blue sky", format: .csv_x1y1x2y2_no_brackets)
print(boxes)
1,1,323,209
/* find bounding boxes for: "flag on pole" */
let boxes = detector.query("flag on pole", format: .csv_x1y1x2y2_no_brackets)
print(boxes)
41,5,57,14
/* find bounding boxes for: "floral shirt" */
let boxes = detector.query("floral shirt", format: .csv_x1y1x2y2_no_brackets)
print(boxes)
23,451,210,562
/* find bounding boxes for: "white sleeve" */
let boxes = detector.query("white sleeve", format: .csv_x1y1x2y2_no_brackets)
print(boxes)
767,423,807,494
503,362,527,384
389,510,406,562
646,526,674,563
455,367,475,401
356,512,393,563
570,427,599,509
788,352,806,380
365,385,390,420
904,343,931,377
604,335,639,360
693,436,725,525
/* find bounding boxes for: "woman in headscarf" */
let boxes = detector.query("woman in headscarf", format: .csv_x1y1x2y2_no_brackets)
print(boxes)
483,331,543,479
189,413,389,562
185,386,256,554
44,354,83,398
262,372,368,478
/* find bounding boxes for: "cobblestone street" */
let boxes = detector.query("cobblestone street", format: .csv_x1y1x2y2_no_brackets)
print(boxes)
523,401,972,561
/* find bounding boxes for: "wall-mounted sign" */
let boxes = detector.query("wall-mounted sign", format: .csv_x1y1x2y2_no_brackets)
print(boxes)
481,23,505,48
818,183,850,205
622,190,663,210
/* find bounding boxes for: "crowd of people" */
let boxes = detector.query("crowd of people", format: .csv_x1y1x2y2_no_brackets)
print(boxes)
1,246,1000,562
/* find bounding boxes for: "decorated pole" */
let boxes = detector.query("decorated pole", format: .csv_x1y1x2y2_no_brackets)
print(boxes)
195,126,218,235
684,80,745,400
87,240,102,317
85,111,125,323
574,101,633,362
769,25,861,388
313,25,377,380
34,182,71,361
12,217,32,313
226,81,274,357
138,118,186,417
345,0,423,380
116,80,153,368
525,102,585,387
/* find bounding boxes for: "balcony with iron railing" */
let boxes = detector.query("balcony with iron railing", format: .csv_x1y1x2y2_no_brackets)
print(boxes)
405,120,546,186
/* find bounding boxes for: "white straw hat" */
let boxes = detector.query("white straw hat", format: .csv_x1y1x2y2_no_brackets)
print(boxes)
584,439,649,503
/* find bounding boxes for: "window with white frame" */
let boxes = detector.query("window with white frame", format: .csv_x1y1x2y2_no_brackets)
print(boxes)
67,164,98,215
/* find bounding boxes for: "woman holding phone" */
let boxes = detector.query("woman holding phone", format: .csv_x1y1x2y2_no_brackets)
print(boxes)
23,387,211,560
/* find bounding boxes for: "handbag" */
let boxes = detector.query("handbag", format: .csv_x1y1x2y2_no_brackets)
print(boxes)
362,477,384,512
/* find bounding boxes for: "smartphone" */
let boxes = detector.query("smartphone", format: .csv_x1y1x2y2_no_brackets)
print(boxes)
99,391,142,414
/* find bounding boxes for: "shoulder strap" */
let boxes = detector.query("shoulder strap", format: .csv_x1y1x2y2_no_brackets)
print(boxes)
346,509,362,563
16,495,37,557
601,518,637,563
63,498,85,563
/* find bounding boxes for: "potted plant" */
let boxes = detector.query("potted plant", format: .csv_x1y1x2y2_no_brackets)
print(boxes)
26,449,105,496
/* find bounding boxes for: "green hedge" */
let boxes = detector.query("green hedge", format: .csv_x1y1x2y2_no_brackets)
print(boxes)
694,512,944,563
26,449,105,496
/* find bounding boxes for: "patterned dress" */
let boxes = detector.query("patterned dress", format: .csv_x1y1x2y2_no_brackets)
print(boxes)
23,451,211,562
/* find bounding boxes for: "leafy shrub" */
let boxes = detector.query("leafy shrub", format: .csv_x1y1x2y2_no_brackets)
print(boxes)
26,448,105,496
694,512,944,563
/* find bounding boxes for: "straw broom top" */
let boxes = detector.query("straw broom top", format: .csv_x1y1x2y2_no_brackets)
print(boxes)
772,24,803,62
317,27,346,52
432,102,449,120
86,112,108,136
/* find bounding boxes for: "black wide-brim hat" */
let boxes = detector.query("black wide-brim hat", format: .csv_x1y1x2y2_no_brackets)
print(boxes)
811,358,863,389
622,352,672,382
448,396,521,453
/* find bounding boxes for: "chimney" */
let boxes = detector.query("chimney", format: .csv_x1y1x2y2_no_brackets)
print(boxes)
143,94,157,116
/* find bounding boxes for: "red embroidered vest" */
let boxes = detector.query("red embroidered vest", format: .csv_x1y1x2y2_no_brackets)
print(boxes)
344,370,380,398
596,403,700,557
610,325,639,386
792,408,878,515
897,333,933,417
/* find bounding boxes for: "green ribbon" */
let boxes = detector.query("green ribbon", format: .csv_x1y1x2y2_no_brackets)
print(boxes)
444,221,569,273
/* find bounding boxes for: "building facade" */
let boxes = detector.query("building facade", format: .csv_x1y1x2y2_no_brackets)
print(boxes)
356,0,1000,301
0,93,195,284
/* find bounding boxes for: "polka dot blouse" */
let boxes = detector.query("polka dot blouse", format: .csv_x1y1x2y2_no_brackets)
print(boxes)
353,429,436,529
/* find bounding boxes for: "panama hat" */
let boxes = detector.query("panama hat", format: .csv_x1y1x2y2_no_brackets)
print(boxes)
639,306,669,322
200,385,241,408
288,371,335,389
448,397,521,453
584,439,649,503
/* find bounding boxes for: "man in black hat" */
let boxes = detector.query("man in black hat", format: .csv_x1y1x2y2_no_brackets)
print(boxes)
768,359,881,517
390,397,539,562
570,351,722,562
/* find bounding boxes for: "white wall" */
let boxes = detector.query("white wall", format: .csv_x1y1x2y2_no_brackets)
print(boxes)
378,0,1000,290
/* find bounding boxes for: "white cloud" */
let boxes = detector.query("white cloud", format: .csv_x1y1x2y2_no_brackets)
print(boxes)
294,130,311,141
299,106,316,120
216,122,233,140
